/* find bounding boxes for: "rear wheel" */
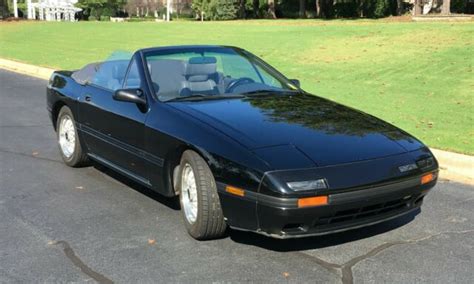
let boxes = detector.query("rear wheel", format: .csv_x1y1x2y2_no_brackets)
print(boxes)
178,150,226,240
56,106,88,167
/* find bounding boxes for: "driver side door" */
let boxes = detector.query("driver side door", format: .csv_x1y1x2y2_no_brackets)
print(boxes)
78,57,150,185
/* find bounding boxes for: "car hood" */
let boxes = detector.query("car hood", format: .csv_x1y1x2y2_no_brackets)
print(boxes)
170,93,424,167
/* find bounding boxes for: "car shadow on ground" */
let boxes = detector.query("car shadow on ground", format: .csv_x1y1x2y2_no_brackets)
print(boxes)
92,163,181,211
228,210,419,251
91,162,418,250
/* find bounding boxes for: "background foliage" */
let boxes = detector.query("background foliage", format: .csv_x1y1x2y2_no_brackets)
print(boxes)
5,0,473,20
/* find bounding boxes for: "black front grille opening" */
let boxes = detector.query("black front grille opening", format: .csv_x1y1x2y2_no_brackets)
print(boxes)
363,203,384,212
282,223,308,234
314,198,410,227
334,208,360,217
414,196,425,206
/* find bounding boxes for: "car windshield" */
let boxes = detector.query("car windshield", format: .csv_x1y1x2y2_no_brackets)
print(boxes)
144,47,299,102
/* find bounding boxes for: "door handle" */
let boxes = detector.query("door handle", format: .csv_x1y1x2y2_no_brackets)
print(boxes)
85,95,92,102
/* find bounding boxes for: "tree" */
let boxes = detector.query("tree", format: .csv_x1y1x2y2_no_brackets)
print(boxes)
316,0,321,17
212,0,238,20
237,0,245,18
77,0,126,19
252,0,259,18
267,0,276,18
299,0,306,18
413,0,421,15
192,0,238,20
320,0,334,18
442,0,451,15
396,0,403,15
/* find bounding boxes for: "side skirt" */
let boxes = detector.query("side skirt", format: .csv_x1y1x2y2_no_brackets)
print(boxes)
87,153,152,188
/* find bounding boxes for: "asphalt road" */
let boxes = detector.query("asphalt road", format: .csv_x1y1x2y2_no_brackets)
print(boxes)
1,69,473,284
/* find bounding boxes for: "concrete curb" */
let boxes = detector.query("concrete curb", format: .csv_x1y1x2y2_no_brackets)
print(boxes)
0,58,54,80
431,149,474,185
1,58,473,185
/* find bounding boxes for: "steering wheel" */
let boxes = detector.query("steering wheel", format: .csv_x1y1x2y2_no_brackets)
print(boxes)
225,77,255,93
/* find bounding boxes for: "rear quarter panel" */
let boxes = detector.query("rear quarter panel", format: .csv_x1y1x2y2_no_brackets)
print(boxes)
47,71,84,129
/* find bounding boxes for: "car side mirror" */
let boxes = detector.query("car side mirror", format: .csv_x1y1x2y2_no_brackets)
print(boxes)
113,89,146,105
290,79,301,88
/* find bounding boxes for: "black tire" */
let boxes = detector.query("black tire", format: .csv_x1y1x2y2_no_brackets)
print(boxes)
178,150,226,240
56,106,89,167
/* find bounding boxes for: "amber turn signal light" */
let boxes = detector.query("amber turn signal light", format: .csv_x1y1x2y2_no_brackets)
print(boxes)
421,173,435,185
226,186,245,197
297,196,329,208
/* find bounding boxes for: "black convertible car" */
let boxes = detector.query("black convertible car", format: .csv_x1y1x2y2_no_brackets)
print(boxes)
47,45,438,240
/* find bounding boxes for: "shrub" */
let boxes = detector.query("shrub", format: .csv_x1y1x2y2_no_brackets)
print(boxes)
212,0,239,20
373,0,390,18
334,1,359,18
362,0,392,18
193,0,238,20
451,0,468,13
88,15,97,21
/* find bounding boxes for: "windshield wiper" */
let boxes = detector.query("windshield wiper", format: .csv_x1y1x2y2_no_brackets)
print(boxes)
166,94,208,102
239,90,298,97
165,94,245,102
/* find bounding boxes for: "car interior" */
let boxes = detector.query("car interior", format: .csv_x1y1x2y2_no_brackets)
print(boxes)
147,57,235,100
72,56,286,101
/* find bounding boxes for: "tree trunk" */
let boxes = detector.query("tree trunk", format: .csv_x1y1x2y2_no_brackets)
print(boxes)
268,0,276,19
299,0,306,18
316,0,321,17
358,0,364,17
253,0,259,18
4,0,9,12
320,0,333,18
239,0,245,18
413,0,422,16
442,0,451,15
396,0,403,16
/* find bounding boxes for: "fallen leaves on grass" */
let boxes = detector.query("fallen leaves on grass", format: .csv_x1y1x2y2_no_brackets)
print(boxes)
148,239,156,245
283,272,290,278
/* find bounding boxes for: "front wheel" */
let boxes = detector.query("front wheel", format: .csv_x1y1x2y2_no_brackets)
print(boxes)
178,150,226,240
56,106,88,167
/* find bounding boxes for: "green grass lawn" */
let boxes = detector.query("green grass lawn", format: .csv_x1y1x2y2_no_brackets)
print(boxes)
1,20,473,154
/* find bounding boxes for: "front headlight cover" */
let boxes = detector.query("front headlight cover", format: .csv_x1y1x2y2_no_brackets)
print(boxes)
287,179,327,191
417,157,435,169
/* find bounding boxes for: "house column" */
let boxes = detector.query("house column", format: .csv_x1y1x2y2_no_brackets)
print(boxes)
13,0,18,18
27,0,32,19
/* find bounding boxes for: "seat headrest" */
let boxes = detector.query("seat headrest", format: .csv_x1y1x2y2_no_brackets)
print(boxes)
184,57,217,77
112,63,128,80
189,57,217,64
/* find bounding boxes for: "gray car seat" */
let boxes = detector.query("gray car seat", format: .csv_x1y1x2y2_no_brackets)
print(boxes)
180,57,219,97
107,62,128,90
147,59,186,100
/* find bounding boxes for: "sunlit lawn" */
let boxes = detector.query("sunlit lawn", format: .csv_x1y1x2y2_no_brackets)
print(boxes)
1,20,473,154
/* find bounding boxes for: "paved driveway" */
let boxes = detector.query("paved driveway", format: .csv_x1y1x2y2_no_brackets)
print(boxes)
1,69,473,283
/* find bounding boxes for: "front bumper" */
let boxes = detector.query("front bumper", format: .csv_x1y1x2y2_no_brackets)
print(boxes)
218,174,436,239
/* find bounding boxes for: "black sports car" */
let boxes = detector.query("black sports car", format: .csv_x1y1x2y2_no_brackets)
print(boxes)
47,45,438,240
